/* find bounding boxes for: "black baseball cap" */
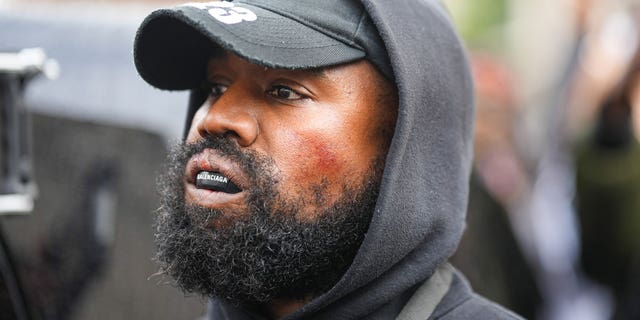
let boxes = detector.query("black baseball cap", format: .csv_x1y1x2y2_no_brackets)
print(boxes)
134,0,392,90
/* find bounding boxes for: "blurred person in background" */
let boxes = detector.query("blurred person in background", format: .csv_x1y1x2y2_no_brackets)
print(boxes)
452,53,542,319
485,1,640,319
572,9,640,317
523,0,640,318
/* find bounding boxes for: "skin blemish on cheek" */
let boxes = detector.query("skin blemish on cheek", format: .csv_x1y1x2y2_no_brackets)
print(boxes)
308,138,340,172
283,131,342,177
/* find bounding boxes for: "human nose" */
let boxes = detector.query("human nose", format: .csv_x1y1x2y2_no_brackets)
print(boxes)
196,91,259,147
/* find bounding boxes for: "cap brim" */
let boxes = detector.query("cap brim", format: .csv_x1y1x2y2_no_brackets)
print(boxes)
134,3,365,90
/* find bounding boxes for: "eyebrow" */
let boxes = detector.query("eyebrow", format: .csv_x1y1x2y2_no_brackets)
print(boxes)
306,67,328,79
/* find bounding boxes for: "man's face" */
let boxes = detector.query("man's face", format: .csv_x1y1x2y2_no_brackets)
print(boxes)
185,53,397,220
155,52,397,304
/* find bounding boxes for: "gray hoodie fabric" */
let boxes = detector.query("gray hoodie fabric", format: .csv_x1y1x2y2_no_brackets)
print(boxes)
136,0,524,319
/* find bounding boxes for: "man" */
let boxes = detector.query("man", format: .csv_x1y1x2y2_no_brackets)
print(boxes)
134,0,522,319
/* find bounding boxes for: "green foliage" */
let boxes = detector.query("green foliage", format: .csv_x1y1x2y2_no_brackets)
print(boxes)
445,0,508,49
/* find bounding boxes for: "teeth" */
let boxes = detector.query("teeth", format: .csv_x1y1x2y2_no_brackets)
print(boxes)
196,171,241,193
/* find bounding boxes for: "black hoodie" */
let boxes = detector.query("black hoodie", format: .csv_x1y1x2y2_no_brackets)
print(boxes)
135,0,523,319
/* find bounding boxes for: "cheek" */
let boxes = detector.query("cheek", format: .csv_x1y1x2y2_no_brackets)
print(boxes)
276,130,344,183
306,136,340,172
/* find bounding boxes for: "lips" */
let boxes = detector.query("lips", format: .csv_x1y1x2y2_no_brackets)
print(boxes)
184,149,249,208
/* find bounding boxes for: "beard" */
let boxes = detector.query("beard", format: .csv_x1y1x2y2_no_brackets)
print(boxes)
154,137,383,306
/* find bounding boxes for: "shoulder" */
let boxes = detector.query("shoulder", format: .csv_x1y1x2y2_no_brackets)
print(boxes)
433,293,524,320
430,267,524,320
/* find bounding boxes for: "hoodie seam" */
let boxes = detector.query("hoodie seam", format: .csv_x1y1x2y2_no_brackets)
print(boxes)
351,10,366,44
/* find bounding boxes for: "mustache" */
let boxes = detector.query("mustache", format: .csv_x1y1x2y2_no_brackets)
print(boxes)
178,137,263,184
169,136,280,209
182,137,245,166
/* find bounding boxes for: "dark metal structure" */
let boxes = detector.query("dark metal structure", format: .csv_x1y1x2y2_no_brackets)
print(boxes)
0,48,56,320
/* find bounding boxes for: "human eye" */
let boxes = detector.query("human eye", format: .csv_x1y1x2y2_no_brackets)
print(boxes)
209,83,228,98
266,85,305,100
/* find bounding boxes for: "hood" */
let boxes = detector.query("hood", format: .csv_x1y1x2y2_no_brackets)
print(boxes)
177,0,474,318
293,1,473,317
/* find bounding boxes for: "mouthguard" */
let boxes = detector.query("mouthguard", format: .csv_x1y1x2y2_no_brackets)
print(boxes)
196,171,241,194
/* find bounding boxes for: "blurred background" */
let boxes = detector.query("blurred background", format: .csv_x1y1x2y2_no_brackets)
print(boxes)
0,0,639,319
